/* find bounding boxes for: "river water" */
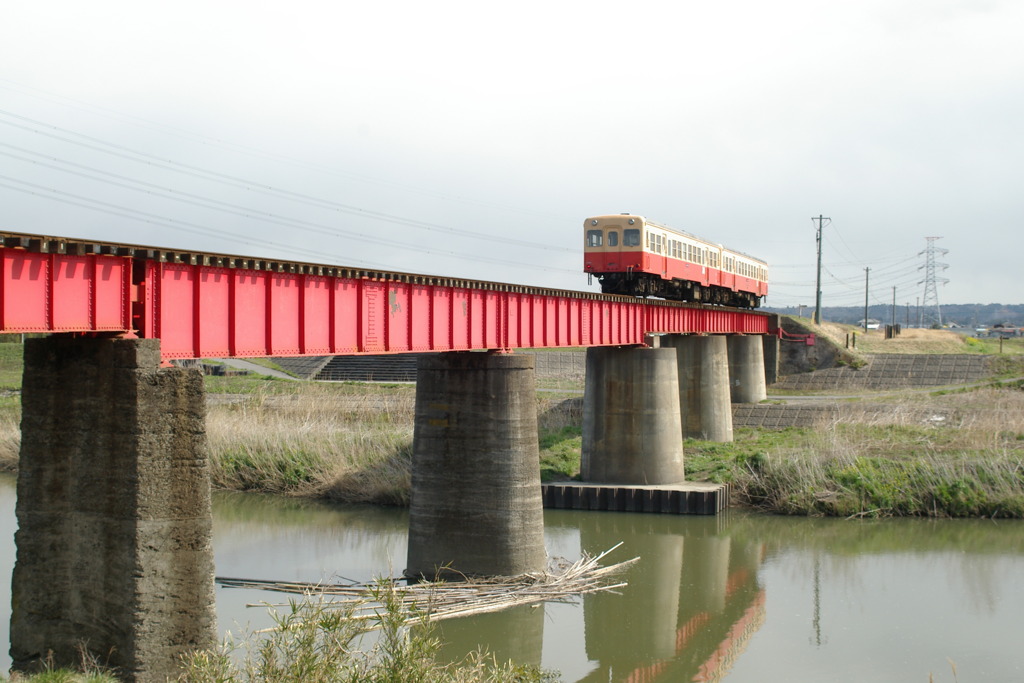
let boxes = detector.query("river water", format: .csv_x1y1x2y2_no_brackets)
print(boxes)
0,475,1022,681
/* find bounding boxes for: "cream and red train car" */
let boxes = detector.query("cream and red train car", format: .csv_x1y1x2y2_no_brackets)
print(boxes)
583,214,768,308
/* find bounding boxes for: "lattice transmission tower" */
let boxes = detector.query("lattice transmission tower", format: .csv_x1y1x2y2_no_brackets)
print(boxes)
918,237,949,327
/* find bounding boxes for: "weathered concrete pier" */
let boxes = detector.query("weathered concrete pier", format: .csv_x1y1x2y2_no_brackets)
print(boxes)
664,334,734,442
567,332,768,515
405,352,547,579
581,346,686,484
11,338,215,682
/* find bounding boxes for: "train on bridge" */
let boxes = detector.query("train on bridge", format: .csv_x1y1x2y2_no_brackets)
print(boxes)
584,214,769,308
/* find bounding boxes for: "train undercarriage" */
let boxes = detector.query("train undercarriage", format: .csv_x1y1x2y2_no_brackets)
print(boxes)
597,272,761,309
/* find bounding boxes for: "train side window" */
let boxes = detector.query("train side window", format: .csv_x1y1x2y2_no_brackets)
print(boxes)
608,231,619,247
587,230,603,247
624,229,640,247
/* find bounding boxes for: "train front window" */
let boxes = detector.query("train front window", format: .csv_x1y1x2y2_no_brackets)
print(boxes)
608,231,619,247
586,230,603,247
624,229,640,247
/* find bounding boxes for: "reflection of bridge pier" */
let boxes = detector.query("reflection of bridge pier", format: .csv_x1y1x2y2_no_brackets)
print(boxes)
575,514,766,683
436,604,545,670
583,519,684,666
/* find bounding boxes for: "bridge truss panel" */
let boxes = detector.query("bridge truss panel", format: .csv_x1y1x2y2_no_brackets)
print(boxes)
0,251,131,333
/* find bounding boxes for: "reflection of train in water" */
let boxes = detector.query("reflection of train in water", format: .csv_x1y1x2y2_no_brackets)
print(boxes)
583,214,769,308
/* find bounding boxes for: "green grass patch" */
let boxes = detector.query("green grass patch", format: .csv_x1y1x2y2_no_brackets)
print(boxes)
987,354,1024,378
217,447,327,492
683,411,1024,518
964,337,1024,355
684,428,810,483
0,342,24,391
539,426,582,481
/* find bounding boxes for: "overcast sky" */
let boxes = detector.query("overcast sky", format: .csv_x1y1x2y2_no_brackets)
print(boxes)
2,0,1021,311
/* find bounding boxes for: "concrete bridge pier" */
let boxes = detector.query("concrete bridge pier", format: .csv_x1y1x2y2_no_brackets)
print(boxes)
11,337,216,682
406,352,546,579
582,346,685,484
663,334,733,442
727,334,768,403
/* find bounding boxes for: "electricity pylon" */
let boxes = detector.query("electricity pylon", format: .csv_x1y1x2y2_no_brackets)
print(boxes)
918,237,949,327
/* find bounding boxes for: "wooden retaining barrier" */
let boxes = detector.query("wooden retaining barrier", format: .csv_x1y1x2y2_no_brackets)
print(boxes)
541,481,729,515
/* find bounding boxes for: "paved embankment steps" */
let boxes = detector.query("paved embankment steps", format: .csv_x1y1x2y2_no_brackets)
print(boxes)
771,353,992,391
274,351,587,382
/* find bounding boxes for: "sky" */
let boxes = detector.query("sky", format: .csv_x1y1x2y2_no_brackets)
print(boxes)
1,0,1022,310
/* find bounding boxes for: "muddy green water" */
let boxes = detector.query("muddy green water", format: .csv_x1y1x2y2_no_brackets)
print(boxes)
1,476,1022,681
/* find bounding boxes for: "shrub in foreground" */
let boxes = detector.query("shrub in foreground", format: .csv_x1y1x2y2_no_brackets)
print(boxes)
178,581,558,683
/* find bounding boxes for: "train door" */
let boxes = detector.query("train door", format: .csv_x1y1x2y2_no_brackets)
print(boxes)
647,231,668,279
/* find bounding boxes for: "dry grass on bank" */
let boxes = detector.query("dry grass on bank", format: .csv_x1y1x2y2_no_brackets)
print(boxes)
0,350,1020,516
0,382,580,504
690,387,1024,517
207,386,417,504
810,321,1024,356
205,385,583,504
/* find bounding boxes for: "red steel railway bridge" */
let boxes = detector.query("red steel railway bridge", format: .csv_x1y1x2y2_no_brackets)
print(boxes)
0,231,771,357
2,230,780,681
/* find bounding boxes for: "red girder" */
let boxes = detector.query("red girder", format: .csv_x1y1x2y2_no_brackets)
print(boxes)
0,240,770,361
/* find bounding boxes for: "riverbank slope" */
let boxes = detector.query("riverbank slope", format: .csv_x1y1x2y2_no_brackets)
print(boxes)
0,330,1021,518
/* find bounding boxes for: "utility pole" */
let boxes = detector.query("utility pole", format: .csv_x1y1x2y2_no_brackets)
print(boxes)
813,215,830,325
863,267,870,332
892,286,896,328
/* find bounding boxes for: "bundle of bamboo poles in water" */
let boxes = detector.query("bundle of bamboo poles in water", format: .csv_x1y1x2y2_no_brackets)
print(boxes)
217,544,637,627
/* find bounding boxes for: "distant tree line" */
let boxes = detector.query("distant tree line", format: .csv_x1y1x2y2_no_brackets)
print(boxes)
766,303,1024,328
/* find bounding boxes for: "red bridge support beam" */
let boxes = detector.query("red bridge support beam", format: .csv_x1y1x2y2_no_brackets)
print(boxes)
0,239,771,361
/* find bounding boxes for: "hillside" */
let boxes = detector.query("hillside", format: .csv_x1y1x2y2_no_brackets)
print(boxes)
767,303,1024,328
779,318,1024,358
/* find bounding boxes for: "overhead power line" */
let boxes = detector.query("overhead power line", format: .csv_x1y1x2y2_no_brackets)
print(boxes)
0,110,576,254
0,79,568,222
